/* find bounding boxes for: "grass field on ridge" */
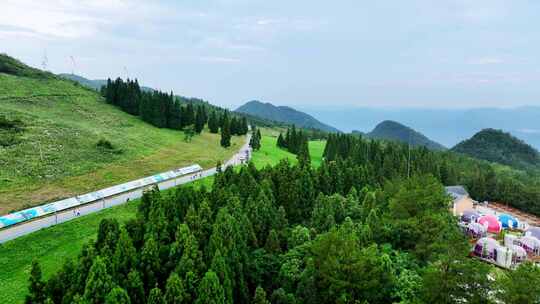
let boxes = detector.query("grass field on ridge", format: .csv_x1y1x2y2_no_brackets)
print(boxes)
0,73,243,213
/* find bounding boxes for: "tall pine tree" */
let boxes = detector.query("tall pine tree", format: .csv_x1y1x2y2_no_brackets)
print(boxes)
220,113,231,148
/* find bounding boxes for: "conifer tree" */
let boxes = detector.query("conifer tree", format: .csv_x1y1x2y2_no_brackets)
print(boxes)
256,129,262,149
241,117,249,135
26,260,46,304
208,111,220,133
112,228,137,284
210,250,233,304
168,101,182,130
164,273,186,304
220,113,231,148
253,286,270,304
264,229,281,253
105,287,131,304
83,257,114,304
195,271,225,304
284,128,290,149
277,133,285,148
194,106,205,133
140,237,160,291
297,140,311,167
147,286,165,304
184,103,195,127
249,127,261,151
126,270,145,304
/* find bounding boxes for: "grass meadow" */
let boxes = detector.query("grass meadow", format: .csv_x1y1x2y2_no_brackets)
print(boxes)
0,73,243,213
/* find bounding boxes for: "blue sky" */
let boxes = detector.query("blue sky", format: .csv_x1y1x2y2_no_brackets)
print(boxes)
1,0,539,109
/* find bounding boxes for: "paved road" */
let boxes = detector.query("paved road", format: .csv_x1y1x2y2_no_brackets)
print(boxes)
0,134,252,243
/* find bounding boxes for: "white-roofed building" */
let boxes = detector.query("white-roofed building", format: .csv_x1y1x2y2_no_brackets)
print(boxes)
445,186,475,216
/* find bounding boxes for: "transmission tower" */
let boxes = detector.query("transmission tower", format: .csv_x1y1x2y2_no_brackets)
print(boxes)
70,56,77,75
41,50,48,71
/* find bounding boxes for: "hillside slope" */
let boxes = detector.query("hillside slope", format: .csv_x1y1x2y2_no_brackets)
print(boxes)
236,100,339,132
367,120,446,151
452,128,540,169
0,55,243,213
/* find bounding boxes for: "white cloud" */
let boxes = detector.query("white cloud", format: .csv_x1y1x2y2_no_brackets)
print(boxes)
0,0,107,38
0,0,174,39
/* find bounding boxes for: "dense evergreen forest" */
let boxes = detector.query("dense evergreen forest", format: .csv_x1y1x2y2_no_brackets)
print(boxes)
325,133,540,216
100,78,249,140
26,133,540,303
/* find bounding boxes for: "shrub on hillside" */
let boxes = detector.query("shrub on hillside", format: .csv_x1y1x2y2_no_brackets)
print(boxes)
96,139,122,154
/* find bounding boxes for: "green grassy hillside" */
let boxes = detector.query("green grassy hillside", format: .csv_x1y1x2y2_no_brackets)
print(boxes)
0,57,243,213
252,130,325,168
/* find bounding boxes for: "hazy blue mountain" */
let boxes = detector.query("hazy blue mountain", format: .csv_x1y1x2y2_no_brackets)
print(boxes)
236,100,339,132
366,120,446,151
452,129,540,169
303,106,540,150
59,73,154,92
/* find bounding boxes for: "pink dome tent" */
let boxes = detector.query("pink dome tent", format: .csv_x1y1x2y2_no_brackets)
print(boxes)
478,214,502,233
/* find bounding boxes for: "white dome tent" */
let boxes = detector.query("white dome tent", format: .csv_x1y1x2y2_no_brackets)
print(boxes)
467,222,487,239
519,236,540,255
473,237,499,260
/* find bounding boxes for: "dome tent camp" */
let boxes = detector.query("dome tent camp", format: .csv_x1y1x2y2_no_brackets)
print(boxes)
473,238,524,268
467,222,487,239
478,214,502,234
498,214,519,229
461,210,481,223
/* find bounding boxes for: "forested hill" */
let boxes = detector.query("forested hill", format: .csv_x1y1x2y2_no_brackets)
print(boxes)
452,128,540,169
366,120,447,151
236,100,339,132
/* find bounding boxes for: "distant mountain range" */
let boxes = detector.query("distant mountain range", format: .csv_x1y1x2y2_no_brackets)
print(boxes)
303,106,540,150
58,73,154,92
236,100,340,133
364,120,447,151
452,129,540,169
